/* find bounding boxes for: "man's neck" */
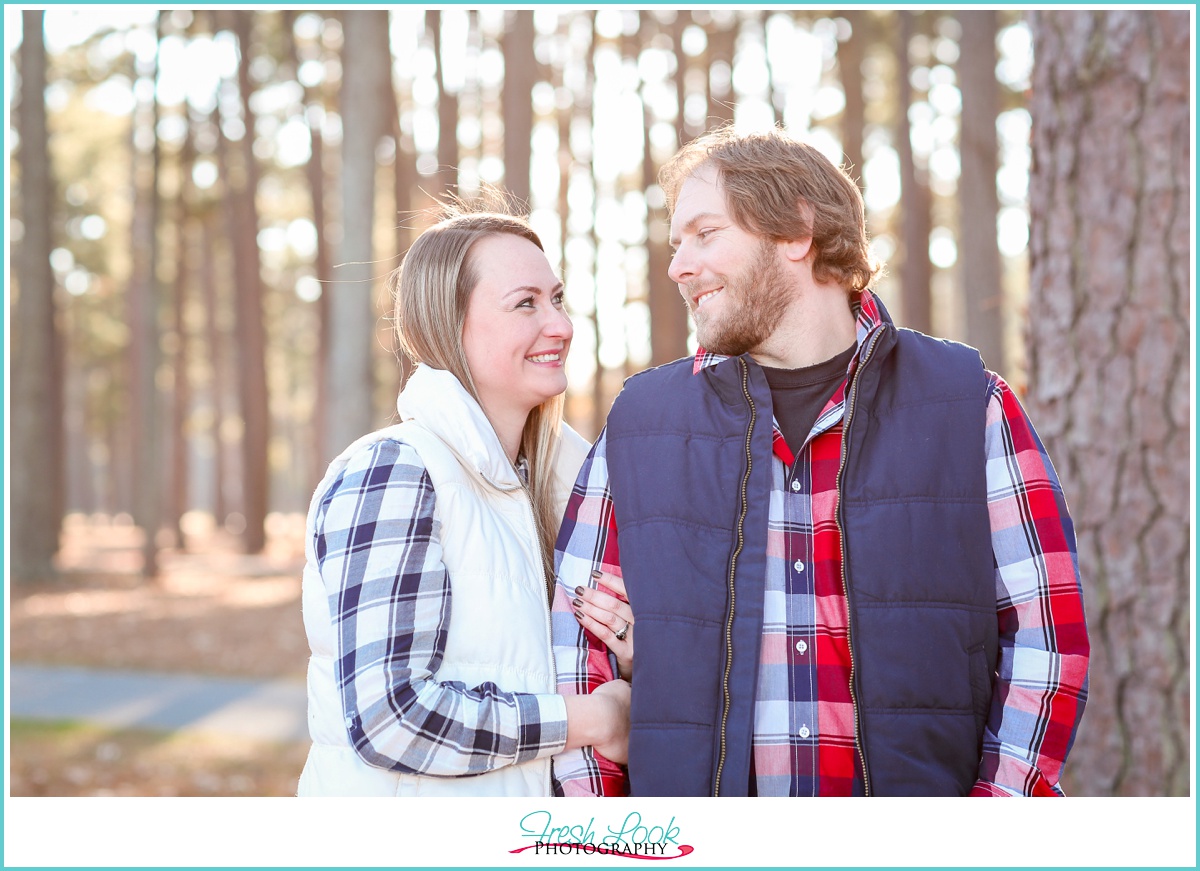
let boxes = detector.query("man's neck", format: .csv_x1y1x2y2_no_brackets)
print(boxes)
748,285,857,370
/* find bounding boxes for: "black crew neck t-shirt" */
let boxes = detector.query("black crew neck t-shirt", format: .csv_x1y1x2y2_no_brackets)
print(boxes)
760,343,857,457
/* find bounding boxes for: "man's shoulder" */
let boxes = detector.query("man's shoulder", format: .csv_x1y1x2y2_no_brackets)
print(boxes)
614,356,697,400
891,329,986,377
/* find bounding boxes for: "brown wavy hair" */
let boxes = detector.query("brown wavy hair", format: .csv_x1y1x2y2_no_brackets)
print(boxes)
659,125,881,291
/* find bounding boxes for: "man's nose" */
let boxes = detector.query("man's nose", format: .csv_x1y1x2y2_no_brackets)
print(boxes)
667,246,694,285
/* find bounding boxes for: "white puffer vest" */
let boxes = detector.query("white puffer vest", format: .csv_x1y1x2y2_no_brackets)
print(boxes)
297,365,589,796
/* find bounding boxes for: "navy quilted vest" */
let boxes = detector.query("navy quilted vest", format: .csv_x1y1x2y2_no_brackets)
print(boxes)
605,314,995,796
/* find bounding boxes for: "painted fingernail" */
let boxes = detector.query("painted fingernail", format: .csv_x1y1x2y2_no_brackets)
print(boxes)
573,609,582,620
574,586,584,596
572,597,584,608
591,570,602,578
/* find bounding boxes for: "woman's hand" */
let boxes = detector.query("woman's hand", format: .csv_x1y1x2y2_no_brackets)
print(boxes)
573,570,634,681
563,678,630,764
589,678,631,764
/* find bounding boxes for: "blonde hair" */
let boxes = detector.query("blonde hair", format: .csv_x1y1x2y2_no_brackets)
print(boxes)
390,210,565,594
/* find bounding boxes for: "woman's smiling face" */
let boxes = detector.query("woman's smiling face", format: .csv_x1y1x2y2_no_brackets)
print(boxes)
461,232,573,429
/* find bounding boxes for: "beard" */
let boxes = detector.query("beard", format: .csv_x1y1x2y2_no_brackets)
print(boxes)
685,239,794,357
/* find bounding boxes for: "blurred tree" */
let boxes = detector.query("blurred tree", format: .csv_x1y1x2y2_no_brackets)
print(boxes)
671,10,692,146
429,11,460,198
704,13,737,128
326,10,391,455
502,11,535,207
838,10,867,191
894,10,932,333
957,10,1005,374
198,210,231,527
1027,9,1190,797
127,13,163,577
228,10,271,552
281,10,334,473
387,36,416,405
12,9,62,582
167,104,196,548
642,12,687,367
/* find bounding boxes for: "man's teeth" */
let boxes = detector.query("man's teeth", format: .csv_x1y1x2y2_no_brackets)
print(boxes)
697,289,721,307
528,353,560,363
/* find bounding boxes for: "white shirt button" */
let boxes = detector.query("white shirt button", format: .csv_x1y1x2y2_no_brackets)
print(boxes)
793,559,805,572
795,640,808,654
798,725,811,739
790,479,801,492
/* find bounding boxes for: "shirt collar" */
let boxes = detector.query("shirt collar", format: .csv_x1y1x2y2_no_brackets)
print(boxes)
691,288,886,376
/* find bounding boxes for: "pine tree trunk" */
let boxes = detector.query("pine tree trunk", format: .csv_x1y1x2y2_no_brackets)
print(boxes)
12,9,61,582
642,12,687,367
229,11,271,553
168,113,195,548
326,10,391,455
957,10,1005,374
894,11,932,334
502,11,536,207
1026,9,1191,796
838,10,867,192
128,15,163,577
429,11,460,198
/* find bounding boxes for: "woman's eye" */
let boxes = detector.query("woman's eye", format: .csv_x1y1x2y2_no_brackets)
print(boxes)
552,292,565,306
517,296,535,308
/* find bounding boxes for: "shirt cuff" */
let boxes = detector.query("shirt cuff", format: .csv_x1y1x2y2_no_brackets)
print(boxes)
514,692,569,763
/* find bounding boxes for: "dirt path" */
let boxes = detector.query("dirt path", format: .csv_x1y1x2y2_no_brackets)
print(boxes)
10,512,309,680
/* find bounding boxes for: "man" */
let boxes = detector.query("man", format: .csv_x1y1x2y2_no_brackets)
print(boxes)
551,127,1089,797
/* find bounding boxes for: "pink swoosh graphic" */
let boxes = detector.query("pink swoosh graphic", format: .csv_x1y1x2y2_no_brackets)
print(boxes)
508,843,695,860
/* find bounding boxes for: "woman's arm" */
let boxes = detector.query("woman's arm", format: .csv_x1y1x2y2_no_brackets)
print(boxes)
551,429,633,795
316,438,624,777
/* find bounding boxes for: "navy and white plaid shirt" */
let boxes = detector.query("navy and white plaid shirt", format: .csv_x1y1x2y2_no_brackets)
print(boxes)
313,438,568,776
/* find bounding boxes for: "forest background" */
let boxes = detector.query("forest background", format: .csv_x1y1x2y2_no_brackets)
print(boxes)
6,6,1193,802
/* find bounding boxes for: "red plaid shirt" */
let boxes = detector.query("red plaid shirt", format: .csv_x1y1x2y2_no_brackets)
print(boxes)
551,290,1089,796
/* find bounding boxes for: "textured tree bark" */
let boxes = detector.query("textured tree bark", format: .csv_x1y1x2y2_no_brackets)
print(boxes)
1027,9,1190,796
12,10,62,582
957,10,1005,375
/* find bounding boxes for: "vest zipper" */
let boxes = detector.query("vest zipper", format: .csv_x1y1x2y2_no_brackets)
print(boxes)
714,357,756,797
835,328,882,797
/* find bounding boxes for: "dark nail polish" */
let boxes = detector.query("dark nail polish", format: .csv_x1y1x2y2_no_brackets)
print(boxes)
572,597,584,608
574,586,584,596
573,609,582,620
591,570,602,578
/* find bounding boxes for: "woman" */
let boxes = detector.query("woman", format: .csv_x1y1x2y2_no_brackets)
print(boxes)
298,211,629,796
